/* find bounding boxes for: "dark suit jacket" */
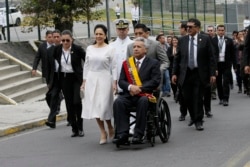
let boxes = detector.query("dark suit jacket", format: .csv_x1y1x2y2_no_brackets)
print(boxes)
211,35,237,69
54,43,86,84
243,29,250,67
127,39,169,70
32,41,49,77
167,46,178,70
45,45,56,87
173,34,216,86
119,56,161,96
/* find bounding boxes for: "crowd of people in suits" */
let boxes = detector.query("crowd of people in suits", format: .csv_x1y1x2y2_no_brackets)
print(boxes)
158,19,250,131
31,17,250,145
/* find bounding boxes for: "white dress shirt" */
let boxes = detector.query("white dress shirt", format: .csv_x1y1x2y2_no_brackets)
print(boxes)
189,34,198,68
60,47,74,73
217,36,226,62
131,6,139,21
110,36,133,92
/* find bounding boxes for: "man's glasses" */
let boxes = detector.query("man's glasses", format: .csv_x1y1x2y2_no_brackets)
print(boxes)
62,39,70,43
207,30,213,32
187,25,196,29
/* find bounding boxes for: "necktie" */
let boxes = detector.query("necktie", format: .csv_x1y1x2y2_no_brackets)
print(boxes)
136,61,140,71
219,37,223,52
189,37,195,69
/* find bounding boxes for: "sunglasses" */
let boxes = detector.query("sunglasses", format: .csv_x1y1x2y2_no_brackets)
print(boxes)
187,25,196,29
207,30,213,32
62,39,70,43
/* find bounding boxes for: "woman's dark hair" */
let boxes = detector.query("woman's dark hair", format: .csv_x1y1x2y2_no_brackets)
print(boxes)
94,24,109,44
171,36,179,46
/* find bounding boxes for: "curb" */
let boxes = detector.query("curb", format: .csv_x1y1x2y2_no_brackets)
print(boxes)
0,113,67,137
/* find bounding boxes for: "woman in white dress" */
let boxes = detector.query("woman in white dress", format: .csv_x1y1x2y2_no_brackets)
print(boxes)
81,24,117,144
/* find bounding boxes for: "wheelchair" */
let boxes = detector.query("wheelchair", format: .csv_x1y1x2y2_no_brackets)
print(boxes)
115,90,171,148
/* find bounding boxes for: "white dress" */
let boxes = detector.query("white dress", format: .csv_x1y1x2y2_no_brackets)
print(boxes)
82,45,117,120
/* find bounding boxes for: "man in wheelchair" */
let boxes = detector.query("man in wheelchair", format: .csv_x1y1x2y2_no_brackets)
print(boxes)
113,37,161,145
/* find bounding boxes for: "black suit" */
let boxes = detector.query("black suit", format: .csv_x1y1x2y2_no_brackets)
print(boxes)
32,42,50,78
243,29,250,67
46,45,57,87
203,35,215,113
167,46,187,116
45,45,63,124
54,44,86,133
212,36,236,102
113,56,161,137
173,34,216,124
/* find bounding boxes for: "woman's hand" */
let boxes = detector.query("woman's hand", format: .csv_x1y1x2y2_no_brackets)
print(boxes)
113,81,117,93
81,80,86,90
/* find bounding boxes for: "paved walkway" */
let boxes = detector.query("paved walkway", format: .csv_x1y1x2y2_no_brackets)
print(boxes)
0,95,67,137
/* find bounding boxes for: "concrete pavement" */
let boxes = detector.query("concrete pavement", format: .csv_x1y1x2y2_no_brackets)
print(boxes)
0,95,67,137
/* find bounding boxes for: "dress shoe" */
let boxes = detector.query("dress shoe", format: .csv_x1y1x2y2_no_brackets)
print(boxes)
45,121,56,128
78,131,85,137
205,111,213,118
112,137,118,144
230,84,234,89
178,115,185,121
211,96,217,100
99,131,107,145
113,134,129,145
174,95,178,103
223,101,228,106
66,122,71,126
244,89,247,94
132,135,143,144
71,132,79,137
188,120,194,126
162,92,171,97
219,100,224,105
195,122,204,131
238,89,242,93
56,109,60,115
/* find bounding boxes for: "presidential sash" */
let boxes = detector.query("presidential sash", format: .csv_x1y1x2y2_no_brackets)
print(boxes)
123,56,157,103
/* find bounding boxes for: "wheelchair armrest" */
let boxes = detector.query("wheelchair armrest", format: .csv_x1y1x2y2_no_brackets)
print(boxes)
152,89,160,99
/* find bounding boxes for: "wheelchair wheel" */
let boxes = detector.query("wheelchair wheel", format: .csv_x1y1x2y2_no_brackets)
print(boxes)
157,97,171,143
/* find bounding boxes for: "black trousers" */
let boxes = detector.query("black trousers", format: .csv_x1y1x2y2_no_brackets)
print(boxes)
182,68,204,123
211,83,217,98
177,86,188,116
46,74,62,123
203,85,211,112
216,62,231,101
235,64,242,90
60,73,83,133
113,95,148,137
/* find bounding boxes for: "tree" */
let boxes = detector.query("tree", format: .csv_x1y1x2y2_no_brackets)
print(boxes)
20,0,103,32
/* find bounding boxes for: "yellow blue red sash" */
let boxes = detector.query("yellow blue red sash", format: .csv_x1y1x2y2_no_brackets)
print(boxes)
123,56,156,103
